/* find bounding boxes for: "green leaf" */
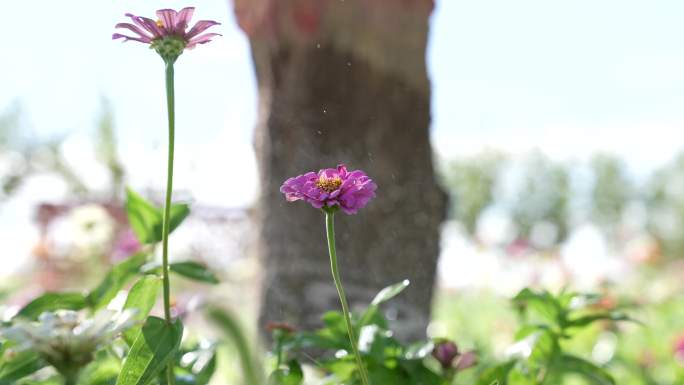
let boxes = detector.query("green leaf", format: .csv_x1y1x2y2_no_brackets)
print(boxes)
0,351,45,385
88,253,148,310
125,189,191,245
15,292,87,320
193,351,217,385
477,360,516,385
526,330,560,370
166,203,190,237
400,359,444,385
123,276,162,345
370,279,410,306
513,288,562,327
77,351,122,385
115,316,183,385
268,360,303,385
126,188,162,245
358,280,409,329
169,262,219,284
566,312,637,328
557,354,615,385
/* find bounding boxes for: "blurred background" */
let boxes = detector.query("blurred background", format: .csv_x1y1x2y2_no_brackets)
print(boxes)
2,0,684,383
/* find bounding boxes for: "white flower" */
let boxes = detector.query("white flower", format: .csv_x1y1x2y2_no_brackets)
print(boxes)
1,309,136,373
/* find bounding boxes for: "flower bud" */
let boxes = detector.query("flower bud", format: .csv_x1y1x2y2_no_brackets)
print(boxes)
432,340,459,369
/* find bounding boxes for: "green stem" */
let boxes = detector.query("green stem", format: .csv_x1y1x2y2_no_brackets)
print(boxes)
324,211,371,385
64,374,78,385
163,61,176,385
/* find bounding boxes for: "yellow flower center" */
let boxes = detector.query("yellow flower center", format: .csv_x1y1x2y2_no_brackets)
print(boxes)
156,20,164,28
316,175,342,193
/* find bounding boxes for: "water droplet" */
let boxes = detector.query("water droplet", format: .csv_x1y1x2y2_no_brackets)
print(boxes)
323,109,327,114
317,130,322,135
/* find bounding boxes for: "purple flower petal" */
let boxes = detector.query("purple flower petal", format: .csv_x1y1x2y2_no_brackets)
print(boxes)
187,33,221,49
186,20,221,39
112,33,152,44
115,23,154,41
175,7,195,34
156,9,178,33
125,13,163,38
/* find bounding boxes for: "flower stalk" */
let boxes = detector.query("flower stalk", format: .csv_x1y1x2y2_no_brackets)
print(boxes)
324,208,371,385
162,60,176,385
162,61,175,323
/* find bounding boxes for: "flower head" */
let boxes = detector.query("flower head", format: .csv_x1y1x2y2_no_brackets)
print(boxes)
113,7,220,62
2,309,136,375
280,164,377,214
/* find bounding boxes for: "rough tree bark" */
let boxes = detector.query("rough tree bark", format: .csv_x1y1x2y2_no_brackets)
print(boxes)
233,0,447,341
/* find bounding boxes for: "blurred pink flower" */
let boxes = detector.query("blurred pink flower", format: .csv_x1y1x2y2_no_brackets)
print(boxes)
111,229,141,262
280,164,377,214
454,350,477,371
675,335,684,361
113,7,220,50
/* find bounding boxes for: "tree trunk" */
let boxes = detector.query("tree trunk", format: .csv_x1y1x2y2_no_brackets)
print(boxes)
234,0,446,342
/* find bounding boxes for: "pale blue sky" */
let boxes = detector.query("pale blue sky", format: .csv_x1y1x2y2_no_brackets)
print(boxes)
3,0,684,199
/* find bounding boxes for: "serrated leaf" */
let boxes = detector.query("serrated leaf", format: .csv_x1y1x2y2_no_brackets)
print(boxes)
123,276,162,345
169,262,219,284
15,292,87,320
88,253,148,310
116,316,183,385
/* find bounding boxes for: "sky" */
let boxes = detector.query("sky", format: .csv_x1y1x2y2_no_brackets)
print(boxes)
3,0,684,208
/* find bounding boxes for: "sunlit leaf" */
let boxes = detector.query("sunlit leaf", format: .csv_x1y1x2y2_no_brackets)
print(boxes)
15,292,87,320
557,354,615,385
88,253,148,310
476,360,515,385
370,280,410,306
0,351,45,384
115,316,183,385
358,280,409,329
126,188,162,245
125,188,191,245
122,276,162,345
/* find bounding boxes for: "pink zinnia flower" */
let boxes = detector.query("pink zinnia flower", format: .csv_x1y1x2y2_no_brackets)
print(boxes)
113,7,220,61
280,164,377,214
